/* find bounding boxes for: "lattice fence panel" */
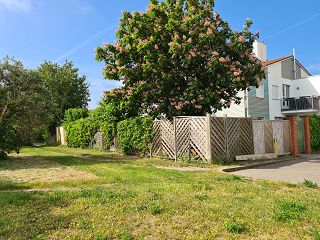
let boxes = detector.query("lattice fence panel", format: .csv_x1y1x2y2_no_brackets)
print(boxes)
226,118,240,160
238,118,254,155
272,121,284,154
264,121,274,153
282,120,291,154
211,118,227,161
152,121,162,156
160,120,175,159
176,118,190,159
190,117,208,160
253,121,265,154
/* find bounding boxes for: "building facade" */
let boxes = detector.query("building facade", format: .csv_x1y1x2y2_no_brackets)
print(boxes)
216,41,319,120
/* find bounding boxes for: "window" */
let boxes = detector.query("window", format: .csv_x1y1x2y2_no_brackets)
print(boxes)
282,84,290,98
256,82,264,98
272,85,279,100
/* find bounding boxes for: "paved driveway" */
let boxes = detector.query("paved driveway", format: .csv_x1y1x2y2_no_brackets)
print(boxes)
233,154,320,184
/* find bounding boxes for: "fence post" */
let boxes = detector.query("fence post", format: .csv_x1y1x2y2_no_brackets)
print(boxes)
173,117,177,162
224,115,229,161
206,113,212,161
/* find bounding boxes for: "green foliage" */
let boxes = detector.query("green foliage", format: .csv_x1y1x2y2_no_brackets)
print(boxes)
96,0,266,118
37,61,90,129
225,220,246,234
0,57,52,155
117,117,154,156
64,108,88,125
310,115,320,150
100,122,116,148
303,179,318,189
65,118,99,148
273,200,305,222
148,203,162,215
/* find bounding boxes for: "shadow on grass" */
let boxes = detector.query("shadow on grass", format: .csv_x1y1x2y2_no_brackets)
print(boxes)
1,150,139,171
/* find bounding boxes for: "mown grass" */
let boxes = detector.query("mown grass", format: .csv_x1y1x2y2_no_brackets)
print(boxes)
0,146,320,239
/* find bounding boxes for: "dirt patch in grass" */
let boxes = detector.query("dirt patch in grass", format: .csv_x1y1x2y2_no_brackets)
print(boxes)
0,155,97,183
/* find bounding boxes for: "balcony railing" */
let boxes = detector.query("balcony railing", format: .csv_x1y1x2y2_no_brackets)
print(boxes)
281,96,320,112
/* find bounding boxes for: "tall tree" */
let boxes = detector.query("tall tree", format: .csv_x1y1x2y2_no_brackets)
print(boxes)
38,61,90,130
96,0,265,118
0,57,51,157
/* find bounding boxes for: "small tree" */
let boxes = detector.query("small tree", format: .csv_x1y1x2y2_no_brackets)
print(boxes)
96,0,265,118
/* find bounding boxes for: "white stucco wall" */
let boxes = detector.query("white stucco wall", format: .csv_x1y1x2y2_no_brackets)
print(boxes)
292,75,320,97
215,91,246,117
267,63,293,119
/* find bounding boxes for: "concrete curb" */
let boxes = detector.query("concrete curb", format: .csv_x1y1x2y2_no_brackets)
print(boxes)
220,158,296,173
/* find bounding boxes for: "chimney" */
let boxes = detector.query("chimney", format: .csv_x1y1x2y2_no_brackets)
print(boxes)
253,41,267,62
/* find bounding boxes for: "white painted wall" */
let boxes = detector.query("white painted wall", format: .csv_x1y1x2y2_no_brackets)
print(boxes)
253,41,267,61
267,63,293,120
292,75,320,97
215,91,246,117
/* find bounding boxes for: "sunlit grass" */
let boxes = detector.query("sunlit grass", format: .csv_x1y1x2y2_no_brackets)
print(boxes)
0,147,320,239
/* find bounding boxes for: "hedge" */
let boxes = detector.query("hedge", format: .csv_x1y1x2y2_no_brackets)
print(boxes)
310,115,320,151
65,118,99,148
100,121,116,148
117,117,154,156
64,108,88,125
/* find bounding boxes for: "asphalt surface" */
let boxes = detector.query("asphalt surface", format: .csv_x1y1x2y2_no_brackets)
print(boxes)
233,154,320,184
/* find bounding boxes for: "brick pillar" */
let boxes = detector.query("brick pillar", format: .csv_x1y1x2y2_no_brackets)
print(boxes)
304,116,311,154
287,116,299,157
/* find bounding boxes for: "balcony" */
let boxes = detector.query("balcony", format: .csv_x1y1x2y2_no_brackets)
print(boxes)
281,96,320,114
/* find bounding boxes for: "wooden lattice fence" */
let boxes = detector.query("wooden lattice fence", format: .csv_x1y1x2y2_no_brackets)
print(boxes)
152,116,254,161
252,120,291,155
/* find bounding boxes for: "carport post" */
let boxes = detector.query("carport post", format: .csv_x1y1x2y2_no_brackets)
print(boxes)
287,115,299,157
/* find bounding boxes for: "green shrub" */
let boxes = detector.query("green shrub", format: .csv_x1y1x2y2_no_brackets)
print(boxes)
225,220,246,234
117,117,154,156
100,122,116,148
273,200,305,221
310,115,320,151
65,118,98,148
64,108,88,125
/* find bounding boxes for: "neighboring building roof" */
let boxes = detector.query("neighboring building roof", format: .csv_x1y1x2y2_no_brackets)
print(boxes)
263,55,292,67
263,55,312,76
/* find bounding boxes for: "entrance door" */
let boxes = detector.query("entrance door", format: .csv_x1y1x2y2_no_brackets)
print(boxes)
297,117,305,154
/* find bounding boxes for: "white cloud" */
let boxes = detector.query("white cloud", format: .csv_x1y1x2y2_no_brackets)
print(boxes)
0,0,32,13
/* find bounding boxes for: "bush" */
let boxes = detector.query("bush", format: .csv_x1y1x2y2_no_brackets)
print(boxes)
100,121,116,148
65,118,98,148
117,117,154,156
310,115,320,150
64,108,88,125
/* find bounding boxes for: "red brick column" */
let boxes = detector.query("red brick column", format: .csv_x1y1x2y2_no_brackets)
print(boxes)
287,116,299,157
304,116,311,154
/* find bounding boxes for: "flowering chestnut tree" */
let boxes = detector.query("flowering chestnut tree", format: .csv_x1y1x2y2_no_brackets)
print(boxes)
96,0,265,118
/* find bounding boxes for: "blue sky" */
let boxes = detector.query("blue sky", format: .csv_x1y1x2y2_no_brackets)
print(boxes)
1,0,320,109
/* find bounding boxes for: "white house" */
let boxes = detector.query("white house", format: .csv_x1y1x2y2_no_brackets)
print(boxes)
216,41,320,120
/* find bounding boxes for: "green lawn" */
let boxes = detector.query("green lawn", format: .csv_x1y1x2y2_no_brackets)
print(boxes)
0,147,320,239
